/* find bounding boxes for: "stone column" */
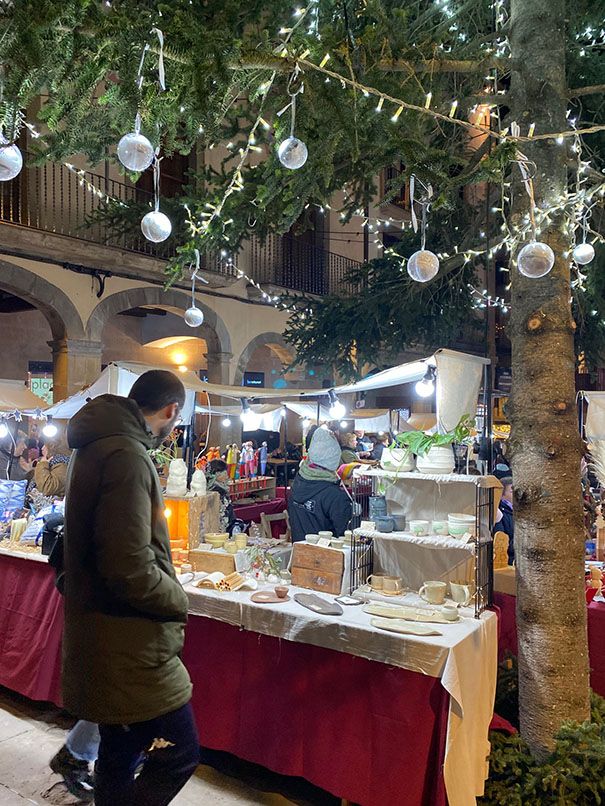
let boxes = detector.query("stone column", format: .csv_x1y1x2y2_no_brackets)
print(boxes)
49,339,103,402
205,351,235,448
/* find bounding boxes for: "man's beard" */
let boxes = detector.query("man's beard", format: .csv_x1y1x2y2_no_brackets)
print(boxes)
156,415,180,442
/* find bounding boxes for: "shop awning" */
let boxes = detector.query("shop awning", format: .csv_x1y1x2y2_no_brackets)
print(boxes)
0,379,47,414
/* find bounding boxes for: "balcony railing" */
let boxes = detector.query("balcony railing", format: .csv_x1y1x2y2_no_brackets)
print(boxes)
0,156,235,277
249,233,362,296
0,156,361,294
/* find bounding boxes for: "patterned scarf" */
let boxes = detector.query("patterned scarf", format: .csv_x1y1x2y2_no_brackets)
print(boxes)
298,458,339,484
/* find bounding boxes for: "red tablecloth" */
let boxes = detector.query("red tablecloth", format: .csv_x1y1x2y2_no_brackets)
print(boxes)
234,496,287,537
0,552,449,806
494,590,605,698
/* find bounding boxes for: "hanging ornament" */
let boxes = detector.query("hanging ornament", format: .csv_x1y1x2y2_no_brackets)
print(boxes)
517,241,555,278
117,29,165,173
573,242,595,266
117,128,154,172
277,71,307,170
184,248,208,327
406,176,439,282
0,137,22,182
141,155,172,242
407,250,440,283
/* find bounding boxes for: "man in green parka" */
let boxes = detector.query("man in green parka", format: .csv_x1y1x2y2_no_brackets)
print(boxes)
62,370,199,805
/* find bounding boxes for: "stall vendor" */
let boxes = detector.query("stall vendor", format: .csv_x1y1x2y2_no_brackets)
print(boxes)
289,427,352,542
34,437,71,498
206,459,236,534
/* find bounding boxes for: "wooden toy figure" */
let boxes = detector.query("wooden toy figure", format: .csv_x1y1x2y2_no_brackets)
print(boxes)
226,444,238,479
590,566,604,597
239,443,247,478
241,441,255,477
259,441,268,476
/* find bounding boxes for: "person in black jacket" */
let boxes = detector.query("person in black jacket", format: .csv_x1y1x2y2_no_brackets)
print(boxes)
494,476,514,564
289,427,352,542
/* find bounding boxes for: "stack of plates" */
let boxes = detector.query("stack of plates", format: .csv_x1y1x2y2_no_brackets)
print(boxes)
447,513,476,538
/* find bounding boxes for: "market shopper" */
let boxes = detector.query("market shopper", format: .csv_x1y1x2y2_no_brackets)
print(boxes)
62,370,199,806
33,437,71,497
206,458,236,533
289,426,352,541
494,476,514,565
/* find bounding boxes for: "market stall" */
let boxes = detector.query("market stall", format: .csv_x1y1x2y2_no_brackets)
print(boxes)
0,548,496,806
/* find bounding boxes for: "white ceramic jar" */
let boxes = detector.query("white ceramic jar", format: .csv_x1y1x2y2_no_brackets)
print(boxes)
416,446,455,475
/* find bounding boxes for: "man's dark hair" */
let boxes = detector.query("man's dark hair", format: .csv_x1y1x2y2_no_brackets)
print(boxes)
209,459,228,474
128,370,186,414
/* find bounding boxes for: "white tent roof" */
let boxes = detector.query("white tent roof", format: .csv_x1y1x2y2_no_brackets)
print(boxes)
0,379,47,414
45,362,201,420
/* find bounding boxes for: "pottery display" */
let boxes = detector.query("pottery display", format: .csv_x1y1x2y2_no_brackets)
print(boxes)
275,585,289,598
448,513,476,538
330,538,345,549
224,540,238,554
409,519,430,537
431,520,448,536
419,580,447,605
235,534,248,550
382,576,403,595
204,532,228,549
367,573,385,591
305,534,320,544
368,496,387,520
450,581,474,606
189,468,207,496
441,605,459,621
380,446,415,473
165,458,188,497
318,530,333,540
375,515,395,533
416,446,455,475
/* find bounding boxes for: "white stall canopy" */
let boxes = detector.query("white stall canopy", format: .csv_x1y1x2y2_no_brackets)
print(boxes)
45,362,204,421
581,392,605,442
0,380,47,414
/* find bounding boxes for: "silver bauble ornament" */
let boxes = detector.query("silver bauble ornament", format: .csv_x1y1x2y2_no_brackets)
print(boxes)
517,241,555,278
277,136,308,170
407,249,440,283
184,306,204,327
141,210,172,243
117,131,154,172
0,143,23,181
572,242,595,266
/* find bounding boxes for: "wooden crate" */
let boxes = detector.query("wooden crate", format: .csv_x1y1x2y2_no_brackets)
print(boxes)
164,492,221,552
291,543,344,595
188,549,235,575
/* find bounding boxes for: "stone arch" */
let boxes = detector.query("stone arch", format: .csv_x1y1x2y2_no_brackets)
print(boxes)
0,259,86,340
86,285,232,356
233,332,295,386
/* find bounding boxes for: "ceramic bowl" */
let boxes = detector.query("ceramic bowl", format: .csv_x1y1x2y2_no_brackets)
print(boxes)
448,522,476,538
318,530,333,540
432,520,449,535
330,538,345,549
205,533,228,549
275,585,289,599
235,534,248,550
390,514,406,531
409,519,430,536
224,540,238,554
375,515,395,533
447,513,475,524
306,534,320,544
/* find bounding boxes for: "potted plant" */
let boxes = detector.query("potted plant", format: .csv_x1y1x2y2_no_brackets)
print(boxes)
395,415,474,474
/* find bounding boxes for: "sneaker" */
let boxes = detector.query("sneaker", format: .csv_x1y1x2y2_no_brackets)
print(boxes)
49,744,95,803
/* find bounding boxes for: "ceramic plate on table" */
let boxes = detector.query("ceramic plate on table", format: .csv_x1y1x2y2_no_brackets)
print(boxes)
370,617,442,636
251,591,290,604
363,603,460,623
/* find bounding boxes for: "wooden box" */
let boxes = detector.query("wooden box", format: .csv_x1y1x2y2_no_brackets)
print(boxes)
291,543,344,595
188,549,235,575
164,492,221,552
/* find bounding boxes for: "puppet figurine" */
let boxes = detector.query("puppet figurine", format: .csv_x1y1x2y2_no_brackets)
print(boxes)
226,443,238,479
259,441,268,476
241,441,255,477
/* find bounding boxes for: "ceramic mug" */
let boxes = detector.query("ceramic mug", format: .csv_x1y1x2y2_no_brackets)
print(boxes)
419,580,447,605
382,576,403,595
450,582,474,606
442,604,459,621
367,574,385,591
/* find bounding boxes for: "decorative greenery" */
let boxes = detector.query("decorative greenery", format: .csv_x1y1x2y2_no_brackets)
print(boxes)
395,414,474,456
148,431,179,470
481,656,605,804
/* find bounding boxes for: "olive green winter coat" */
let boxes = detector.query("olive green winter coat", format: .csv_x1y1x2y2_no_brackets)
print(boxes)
62,394,192,724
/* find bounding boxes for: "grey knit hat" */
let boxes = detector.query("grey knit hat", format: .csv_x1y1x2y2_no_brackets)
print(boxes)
308,427,341,471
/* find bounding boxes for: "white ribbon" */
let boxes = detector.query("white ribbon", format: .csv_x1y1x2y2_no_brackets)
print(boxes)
191,248,209,300
151,28,166,91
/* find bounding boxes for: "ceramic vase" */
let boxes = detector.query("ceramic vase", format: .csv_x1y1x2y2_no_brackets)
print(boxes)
416,445,455,475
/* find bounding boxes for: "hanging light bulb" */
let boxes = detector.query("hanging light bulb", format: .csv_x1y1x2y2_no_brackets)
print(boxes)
42,417,58,438
222,417,232,427
240,399,261,430
328,389,346,419
415,366,436,398
0,418,8,439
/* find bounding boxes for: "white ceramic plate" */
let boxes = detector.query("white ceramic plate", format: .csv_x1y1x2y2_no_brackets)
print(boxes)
370,617,443,636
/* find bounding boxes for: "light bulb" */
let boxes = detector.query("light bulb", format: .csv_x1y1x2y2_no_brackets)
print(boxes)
0,420,8,439
415,378,435,398
329,401,346,419
222,417,232,427
340,420,348,428
43,421,58,438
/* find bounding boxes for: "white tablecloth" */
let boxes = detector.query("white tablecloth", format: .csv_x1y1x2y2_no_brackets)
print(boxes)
184,582,497,806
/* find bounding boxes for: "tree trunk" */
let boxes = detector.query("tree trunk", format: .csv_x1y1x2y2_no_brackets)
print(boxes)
508,0,590,759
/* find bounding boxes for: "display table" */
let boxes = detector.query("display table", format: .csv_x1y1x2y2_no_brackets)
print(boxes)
0,549,498,806
493,567,605,698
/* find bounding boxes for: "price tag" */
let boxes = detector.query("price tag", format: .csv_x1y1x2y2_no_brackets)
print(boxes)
317,537,332,547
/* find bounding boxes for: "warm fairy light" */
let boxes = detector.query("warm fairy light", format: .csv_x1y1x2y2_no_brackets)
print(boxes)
172,352,186,364
178,365,188,373
375,97,384,112
164,508,172,519
391,105,403,123
424,92,432,109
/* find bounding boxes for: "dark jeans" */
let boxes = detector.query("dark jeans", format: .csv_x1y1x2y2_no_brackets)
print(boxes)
95,702,200,806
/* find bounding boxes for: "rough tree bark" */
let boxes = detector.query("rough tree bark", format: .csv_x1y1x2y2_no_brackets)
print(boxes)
508,0,590,759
